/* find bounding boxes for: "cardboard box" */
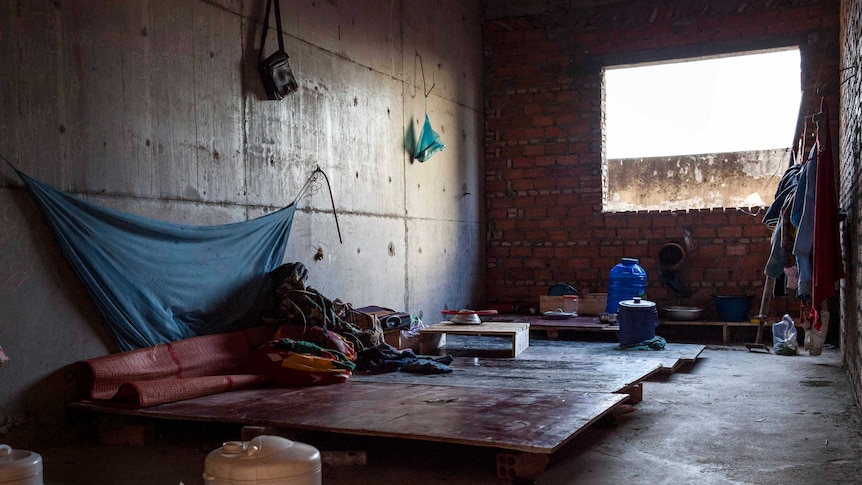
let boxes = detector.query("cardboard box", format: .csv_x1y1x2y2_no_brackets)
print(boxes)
383,329,410,349
578,293,607,315
539,295,579,314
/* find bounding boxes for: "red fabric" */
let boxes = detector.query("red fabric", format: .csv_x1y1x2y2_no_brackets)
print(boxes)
74,325,276,402
248,342,351,387
112,374,269,408
274,324,356,360
811,99,845,331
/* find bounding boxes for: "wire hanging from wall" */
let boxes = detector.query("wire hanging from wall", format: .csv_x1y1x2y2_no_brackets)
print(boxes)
295,166,342,244
816,64,860,95
413,52,445,162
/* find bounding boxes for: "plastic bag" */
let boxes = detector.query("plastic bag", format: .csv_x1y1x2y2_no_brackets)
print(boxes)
413,114,445,162
400,316,428,352
772,314,798,355
804,305,829,356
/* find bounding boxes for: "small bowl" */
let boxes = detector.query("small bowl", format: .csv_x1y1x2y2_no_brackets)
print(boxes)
443,309,483,325
662,306,703,321
598,313,617,324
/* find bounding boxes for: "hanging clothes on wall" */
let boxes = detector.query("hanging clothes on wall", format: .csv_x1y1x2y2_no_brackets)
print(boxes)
763,154,803,280
761,97,845,355
763,151,803,296
806,99,846,354
791,145,818,300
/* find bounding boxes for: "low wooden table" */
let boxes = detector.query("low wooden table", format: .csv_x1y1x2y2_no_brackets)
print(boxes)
419,321,530,357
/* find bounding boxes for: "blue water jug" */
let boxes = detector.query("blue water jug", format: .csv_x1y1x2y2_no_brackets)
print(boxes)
605,258,647,314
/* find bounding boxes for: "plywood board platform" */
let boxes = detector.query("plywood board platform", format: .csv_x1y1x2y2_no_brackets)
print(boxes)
69,381,626,454
523,339,705,373
350,355,661,395
429,336,704,373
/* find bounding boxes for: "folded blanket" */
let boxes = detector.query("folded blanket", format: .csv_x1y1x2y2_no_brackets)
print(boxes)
75,325,275,401
111,374,270,408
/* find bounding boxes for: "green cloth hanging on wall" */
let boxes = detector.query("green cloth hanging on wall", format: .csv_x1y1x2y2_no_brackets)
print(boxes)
414,114,445,162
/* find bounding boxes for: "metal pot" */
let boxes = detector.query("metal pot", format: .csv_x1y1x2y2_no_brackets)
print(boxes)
617,297,659,346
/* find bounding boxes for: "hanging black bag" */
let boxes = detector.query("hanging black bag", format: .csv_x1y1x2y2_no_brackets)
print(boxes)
259,0,298,99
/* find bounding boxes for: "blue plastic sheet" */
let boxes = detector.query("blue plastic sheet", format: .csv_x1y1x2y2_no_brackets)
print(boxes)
15,168,295,351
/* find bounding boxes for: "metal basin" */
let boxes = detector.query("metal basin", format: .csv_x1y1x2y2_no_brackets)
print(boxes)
662,306,703,321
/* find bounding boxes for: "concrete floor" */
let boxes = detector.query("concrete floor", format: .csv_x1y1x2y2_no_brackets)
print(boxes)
34,345,862,484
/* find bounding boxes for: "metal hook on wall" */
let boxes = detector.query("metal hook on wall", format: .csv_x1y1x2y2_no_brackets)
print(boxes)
415,52,436,98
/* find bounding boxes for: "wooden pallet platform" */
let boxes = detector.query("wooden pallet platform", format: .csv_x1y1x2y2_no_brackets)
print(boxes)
69,381,626,455
350,355,661,403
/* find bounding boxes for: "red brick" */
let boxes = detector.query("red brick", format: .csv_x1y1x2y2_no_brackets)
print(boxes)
482,0,839,309
523,145,545,156
533,115,555,127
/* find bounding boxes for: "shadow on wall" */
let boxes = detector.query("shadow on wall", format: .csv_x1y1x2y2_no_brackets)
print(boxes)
6,190,118,350
1,190,117,446
5,364,87,448
404,118,416,163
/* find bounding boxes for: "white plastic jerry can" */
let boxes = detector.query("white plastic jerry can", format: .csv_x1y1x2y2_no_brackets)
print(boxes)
0,445,43,485
203,435,321,485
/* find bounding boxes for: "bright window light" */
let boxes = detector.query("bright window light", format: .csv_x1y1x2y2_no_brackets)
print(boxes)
605,49,802,159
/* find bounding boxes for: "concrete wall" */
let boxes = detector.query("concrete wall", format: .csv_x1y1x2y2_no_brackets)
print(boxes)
0,0,484,446
607,149,788,212
482,0,839,320
839,0,862,414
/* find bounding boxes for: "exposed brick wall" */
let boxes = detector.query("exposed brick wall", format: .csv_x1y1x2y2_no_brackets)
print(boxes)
839,0,862,413
483,0,840,322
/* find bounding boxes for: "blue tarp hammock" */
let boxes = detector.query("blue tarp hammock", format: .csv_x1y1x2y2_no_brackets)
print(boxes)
8,163,322,352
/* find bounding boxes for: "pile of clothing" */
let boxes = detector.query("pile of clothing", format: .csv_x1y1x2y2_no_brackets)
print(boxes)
253,262,452,385
260,262,384,353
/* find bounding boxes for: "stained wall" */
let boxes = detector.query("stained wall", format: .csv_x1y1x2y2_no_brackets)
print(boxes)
0,0,484,445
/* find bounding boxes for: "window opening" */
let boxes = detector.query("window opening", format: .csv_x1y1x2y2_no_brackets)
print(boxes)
602,48,802,212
